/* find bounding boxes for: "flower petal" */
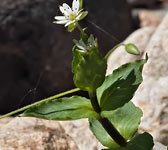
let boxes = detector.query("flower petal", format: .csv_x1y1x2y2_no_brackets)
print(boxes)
63,3,72,14
54,20,69,24
72,0,80,13
54,16,66,20
65,20,75,27
59,6,69,16
75,13,83,20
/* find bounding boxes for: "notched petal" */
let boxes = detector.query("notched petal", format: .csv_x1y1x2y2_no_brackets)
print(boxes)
72,0,80,13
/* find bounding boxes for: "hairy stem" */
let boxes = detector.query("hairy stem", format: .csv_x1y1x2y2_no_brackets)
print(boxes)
0,88,80,119
89,91,127,147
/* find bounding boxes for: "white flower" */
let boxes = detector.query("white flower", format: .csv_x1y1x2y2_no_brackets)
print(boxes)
54,0,87,31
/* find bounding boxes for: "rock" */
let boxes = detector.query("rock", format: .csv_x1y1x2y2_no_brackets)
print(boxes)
0,117,167,150
107,13,168,145
60,119,104,150
0,117,12,129
107,26,155,75
132,13,168,145
0,117,78,150
0,0,133,114
138,10,167,27
153,142,167,150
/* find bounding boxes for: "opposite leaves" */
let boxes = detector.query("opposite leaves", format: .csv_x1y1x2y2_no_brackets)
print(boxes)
23,96,100,120
97,58,147,111
89,102,142,148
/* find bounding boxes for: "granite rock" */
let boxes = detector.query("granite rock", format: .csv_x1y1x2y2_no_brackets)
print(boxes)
0,117,78,150
107,13,168,145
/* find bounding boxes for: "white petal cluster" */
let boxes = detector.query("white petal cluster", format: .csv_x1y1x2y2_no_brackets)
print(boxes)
54,0,87,28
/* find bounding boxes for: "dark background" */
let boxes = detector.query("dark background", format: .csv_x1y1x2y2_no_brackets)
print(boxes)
0,0,160,113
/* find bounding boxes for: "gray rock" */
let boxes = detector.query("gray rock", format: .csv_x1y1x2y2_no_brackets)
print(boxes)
0,117,166,150
132,13,168,145
107,26,155,75
0,0,133,114
0,117,78,150
107,13,168,145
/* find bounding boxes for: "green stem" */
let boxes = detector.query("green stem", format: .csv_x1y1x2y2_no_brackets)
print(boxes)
89,91,101,113
88,90,127,147
77,23,84,35
104,43,125,60
0,88,80,119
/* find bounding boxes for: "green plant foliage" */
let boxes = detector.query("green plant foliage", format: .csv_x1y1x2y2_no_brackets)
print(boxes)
72,35,107,92
103,132,154,150
97,58,147,111
23,96,100,120
89,102,142,148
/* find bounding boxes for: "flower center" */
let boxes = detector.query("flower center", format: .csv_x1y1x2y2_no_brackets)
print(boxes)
68,13,77,21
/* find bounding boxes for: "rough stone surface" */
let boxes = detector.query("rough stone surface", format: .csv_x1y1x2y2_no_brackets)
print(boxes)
0,0,132,114
132,13,168,145
0,117,78,150
107,26,155,75
107,13,168,145
153,142,167,150
138,10,167,27
60,119,103,150
0,117,167,150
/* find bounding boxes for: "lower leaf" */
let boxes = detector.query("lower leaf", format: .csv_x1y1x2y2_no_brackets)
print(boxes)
23,96,100,120
89,102,142,148
103,132,154,150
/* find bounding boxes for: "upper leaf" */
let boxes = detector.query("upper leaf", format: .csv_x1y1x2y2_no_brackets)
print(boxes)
97,58,147,111
89,102,142,148
103,132,154,150
72,34,107,92
23,96,100,120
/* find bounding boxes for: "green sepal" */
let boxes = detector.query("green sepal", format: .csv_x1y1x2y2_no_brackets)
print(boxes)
72,34,107,91
23,96,100,120
79,0,83,10
97,58,147,111
89,102,142,148
125,43,140,55
68,23,78,32
103,132,154,150
79,11,88,21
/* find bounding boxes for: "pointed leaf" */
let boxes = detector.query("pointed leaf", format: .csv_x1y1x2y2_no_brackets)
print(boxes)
104,132,154,150
23,96,100,120
89,102,142,148
97,58,147,111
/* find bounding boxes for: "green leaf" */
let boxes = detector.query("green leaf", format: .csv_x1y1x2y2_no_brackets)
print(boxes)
125,43,140,55
72,35,107,92
103,132,154,150
23,96,100,120
89,102,142,148
97,58,147,111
